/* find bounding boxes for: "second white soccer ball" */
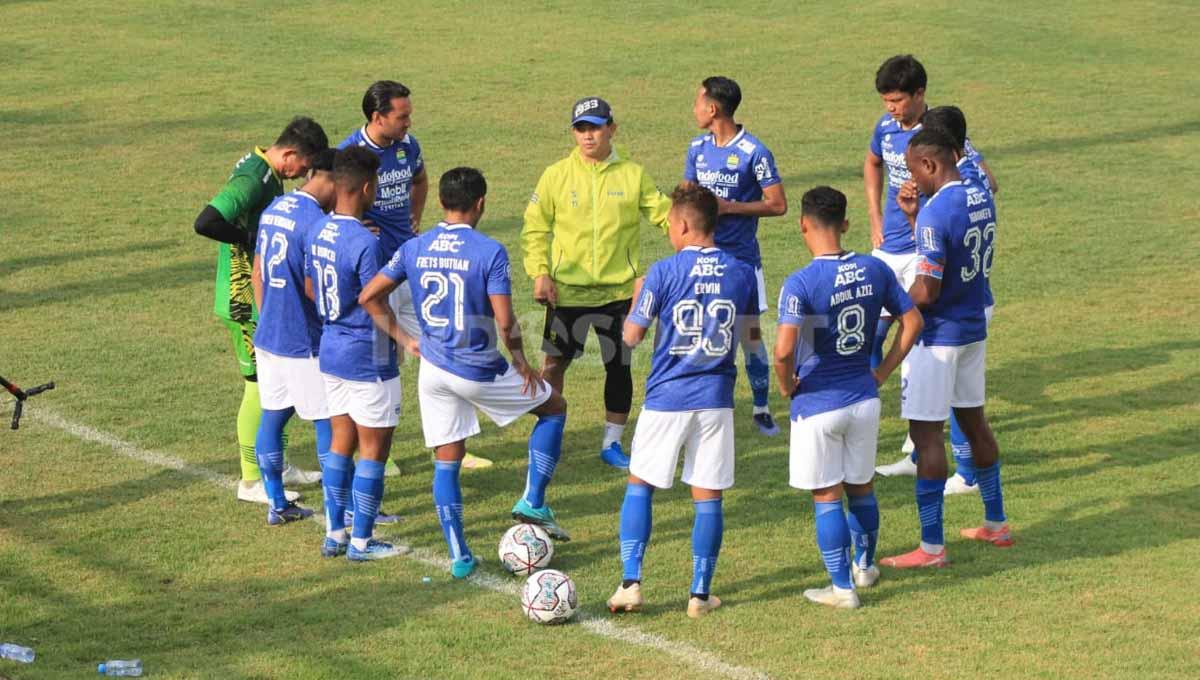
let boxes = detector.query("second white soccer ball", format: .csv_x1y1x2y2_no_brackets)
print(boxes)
521,569,578,624
498,523,554,575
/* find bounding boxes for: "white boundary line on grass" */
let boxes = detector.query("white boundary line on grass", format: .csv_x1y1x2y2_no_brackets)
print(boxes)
34,409,770,680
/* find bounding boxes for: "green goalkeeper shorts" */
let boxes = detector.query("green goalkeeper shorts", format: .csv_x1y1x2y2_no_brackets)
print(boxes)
223,318,257,378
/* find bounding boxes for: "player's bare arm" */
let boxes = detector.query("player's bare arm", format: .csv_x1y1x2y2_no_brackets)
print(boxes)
410,168,429,233
874,306,923,386
772,322,798,398
717,183,787,217
908,272,942,308
863,151,885,249
304,276,315,302
491,292,540,396
359,271,400,309
898,180,920,227
533,275,558,306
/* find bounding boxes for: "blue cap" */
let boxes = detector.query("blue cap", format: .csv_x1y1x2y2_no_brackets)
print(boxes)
571,97,612,126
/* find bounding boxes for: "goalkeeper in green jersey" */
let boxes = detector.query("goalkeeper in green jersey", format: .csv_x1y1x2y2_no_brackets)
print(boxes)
193,116,328,504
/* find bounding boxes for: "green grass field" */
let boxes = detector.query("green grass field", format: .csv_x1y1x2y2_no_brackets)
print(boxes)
2,1,1199,678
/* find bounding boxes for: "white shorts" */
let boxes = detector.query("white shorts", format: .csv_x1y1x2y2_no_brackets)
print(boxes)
900,340,986,422
789,398,880,490
417,358,552,448
257,349,330,420
871,249,919,317
754,266,769,313
323,374,401,428
389,284,423,341
629,408,735,490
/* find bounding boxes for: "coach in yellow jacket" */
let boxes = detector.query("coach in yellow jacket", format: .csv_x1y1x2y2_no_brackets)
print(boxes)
522,97,671,469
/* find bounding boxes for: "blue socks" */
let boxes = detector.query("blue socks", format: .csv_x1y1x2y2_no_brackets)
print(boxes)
350,459,386,550
975,462,1007,526
916,478,946,551
255,407,294,511
433,460,470,561
322,452,353,539
523,414,566,508
846,493,880,569
314,418,332,471
814,501,853,589
691,498,724,597
870,318,892,371
745,343,771,409
619,483,653,582
949,413,977,484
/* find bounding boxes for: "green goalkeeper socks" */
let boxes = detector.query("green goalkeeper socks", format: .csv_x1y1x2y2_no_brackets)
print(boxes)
238,381,261,481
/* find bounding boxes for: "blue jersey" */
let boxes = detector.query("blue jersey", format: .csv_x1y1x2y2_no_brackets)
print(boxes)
627,246,758,411
337,126,425,258
308,214,398,382
778,252,913,419
252,191,327,358
869,114,927,254
380,223,512,382
956,150,995,308
914,181,996,346
683,128,781,268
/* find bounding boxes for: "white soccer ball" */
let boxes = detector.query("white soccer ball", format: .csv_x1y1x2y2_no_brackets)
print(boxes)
498,523,554,576
521,569,578,624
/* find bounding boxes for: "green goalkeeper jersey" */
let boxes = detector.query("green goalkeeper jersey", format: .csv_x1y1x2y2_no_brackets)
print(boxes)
208,147,283,322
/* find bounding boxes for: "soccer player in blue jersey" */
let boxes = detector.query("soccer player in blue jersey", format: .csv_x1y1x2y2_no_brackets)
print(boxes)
774,187,923,608
909,105,1001,495
308,147,419,562
340,80,492,472
360,167,570,578
879,129,1011,570
606,184,759,619
683,76,788,437
249,148,338,525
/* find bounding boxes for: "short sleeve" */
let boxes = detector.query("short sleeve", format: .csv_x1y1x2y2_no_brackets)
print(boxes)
915,211,948,280
882,264,915,317
209,174,261,224
627,264,661,328
379,241,407,283
964,137,984,164
255,226,268,256
486,245,512,296
869,121,884,157
752,145,781,189
683,142,699,182
358,239,383,290
410,137,425,175
777,273,809,327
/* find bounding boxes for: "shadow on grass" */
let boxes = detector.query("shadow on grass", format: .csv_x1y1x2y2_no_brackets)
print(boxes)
0,258,210,311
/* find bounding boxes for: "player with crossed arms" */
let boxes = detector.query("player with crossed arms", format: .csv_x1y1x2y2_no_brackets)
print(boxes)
774,186,923,609
360,167,570,578
880,128,1011,570
607,184,760,619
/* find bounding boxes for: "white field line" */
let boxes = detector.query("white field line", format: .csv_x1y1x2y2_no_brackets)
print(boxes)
32,408,770,680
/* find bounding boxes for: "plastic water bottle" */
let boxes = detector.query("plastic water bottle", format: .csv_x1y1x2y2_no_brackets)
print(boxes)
98,659,143,676
0,643,35,663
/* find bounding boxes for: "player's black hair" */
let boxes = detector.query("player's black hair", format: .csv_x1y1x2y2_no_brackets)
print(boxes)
701,76,742,118
274,116,329,158
333,147,380,191
439,167,488,212
309,148,337,173
362,80,412,122
875,55,927,95
800,186,847,228
670,183,719,235
907,127,958,163
922,105,967,151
